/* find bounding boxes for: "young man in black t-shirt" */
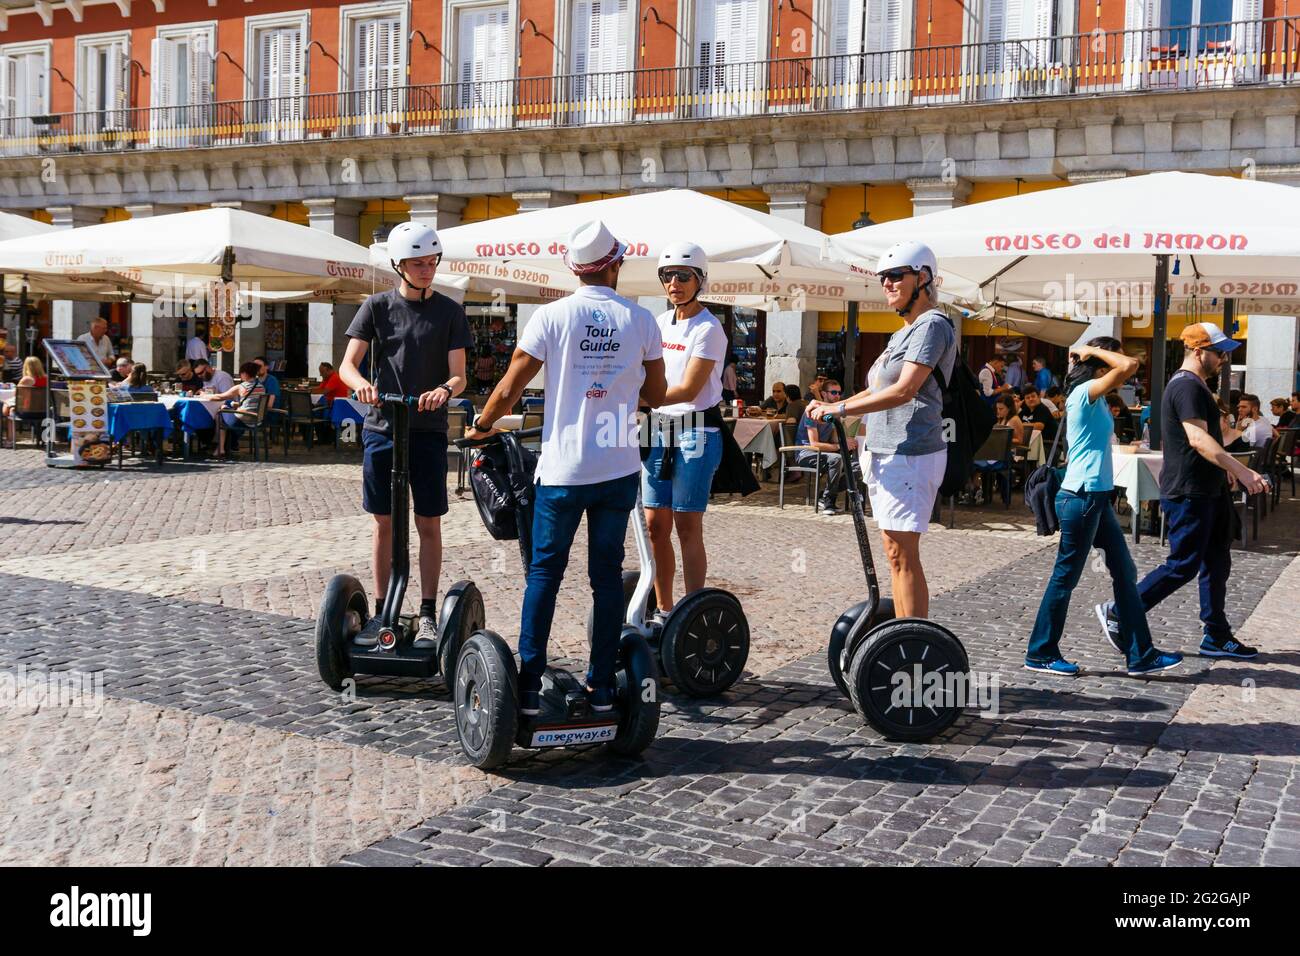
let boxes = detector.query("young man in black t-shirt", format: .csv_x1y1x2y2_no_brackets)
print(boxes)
1096,323,1266,660
339,221,473,649
1019,386,1058,441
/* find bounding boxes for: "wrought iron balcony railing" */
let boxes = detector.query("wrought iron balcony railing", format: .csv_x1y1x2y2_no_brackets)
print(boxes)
0,18,1294,158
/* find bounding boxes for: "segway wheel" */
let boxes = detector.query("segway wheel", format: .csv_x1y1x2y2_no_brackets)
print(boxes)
315,574,366,691
827,598,895,699
609,629,660,757
586,570,656,648
847,618,969,742
453,631,518,769
437,580,485,684
659,589,749,697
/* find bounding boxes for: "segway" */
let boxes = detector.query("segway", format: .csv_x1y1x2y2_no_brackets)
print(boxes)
315,394,483,692
586,433,751,698
450,428,660,770
822,415,970,741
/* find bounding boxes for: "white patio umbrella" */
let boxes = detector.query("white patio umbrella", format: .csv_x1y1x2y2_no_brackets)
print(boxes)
0,207,393,298
434,189,893,310
828,172,1300,316
0,210,53,242
830,171,1300,446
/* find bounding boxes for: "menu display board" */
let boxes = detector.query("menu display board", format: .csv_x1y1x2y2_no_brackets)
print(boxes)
44,339,112,379
207,282,239,354
67,380,112,465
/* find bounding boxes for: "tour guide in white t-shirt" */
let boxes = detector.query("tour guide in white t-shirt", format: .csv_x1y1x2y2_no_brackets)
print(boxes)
642,241,729,620
465,220,666,716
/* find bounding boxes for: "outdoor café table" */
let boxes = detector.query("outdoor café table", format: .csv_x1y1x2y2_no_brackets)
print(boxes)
0,386,14,406
1112,447,1163,543
159,394,224,458
725,417,782,471
496,414,524,431
106,402,172,467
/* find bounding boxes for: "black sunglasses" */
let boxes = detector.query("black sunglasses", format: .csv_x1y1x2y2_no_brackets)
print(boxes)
878,268,918,285
823,389,842,396
658,268,697,284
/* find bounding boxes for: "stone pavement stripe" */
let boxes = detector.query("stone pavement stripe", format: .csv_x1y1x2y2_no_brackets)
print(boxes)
1157,552,1300,763
0,685,491,865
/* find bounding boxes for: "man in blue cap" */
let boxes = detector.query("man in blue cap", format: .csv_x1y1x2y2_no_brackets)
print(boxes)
1096,322,1267,661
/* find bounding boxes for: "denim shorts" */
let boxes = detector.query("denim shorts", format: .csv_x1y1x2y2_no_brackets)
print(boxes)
362,428,449,518
642,427,723,513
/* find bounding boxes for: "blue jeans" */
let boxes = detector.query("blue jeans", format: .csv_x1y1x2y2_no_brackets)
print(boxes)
1027,489,1156,667
1137,493,1233,642
518,472,640,689
642,426,724,513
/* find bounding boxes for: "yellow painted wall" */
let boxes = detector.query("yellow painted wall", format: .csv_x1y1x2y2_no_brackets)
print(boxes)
271,202,309,226
701,188,768,212
358,198,411,247
30,209,52,225
819,311,904,333
577,192,629,203
103,207,130,223
461,195,520,223
966,179,1068,205
821,185,914,331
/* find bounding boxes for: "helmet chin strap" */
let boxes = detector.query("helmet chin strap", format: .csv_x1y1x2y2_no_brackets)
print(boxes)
894,270,933,317
393,260,433,300
669,271,704,323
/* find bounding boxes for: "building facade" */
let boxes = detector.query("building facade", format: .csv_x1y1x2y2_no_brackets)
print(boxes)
1,0,1297,396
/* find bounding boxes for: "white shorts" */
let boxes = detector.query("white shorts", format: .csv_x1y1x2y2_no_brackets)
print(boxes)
860,448,946,533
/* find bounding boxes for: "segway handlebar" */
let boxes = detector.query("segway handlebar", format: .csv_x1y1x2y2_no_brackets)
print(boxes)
452,426,543,449
378,392,418,406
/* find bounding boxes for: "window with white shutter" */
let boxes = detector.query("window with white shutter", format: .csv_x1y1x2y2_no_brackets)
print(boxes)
825,0,865,109
76,35,129,148
457,5,512,131
255,24,305,142
570,0,633,124
151,29,215,148
1122,0,1165,88
1229,0,1263,83
864,0,907,105
981,0,1060,98
350,15,404,134
695,0,764,118
0,46,49,150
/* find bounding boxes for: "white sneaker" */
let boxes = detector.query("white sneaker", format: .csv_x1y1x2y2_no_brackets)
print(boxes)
413,615,439,650
650,609,671,629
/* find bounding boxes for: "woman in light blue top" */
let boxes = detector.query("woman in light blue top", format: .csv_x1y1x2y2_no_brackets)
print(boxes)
1025,337,1183,677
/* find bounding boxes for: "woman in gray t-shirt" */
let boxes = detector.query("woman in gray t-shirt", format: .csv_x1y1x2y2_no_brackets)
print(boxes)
806,240,954,620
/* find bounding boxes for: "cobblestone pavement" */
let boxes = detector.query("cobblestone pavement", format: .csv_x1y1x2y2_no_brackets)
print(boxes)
0,445,1296,866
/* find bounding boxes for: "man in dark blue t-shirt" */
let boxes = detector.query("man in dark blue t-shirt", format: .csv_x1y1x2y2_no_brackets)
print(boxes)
1097,323,1266,660
795,379,845,515
339,221,473,651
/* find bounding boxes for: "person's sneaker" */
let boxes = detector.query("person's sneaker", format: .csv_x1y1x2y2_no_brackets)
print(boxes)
1094,601,1125,657
1199,636,1258,660
1023,658,1080,676
586,684,615,713
518,675,541,717
1128,651,1183,677
412,615,439,650
353,617,382,648
818,497,840,516
650,609,670,629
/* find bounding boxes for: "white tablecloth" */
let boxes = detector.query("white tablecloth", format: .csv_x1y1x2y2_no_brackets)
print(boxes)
0,386,14,405
496,414,524,431
1112,450,1163,503
728,418,783,470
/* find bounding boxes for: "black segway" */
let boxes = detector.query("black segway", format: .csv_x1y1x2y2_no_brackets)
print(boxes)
315,394,483,691
822,415,970,741
450,428,660,770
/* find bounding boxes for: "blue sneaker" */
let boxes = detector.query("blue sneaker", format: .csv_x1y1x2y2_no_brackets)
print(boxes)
1199,636,1258,660
586,684,615,713
1024,658,1080,676
1094,601,1125,658
1128,651,1183,677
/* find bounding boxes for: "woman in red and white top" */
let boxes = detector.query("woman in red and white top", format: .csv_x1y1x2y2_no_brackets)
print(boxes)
642,242,729,620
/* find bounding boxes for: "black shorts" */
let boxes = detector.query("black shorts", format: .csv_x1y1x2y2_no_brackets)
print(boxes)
362,429,449,518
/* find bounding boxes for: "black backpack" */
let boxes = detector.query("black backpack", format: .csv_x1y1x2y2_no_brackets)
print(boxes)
468,438,538,541
931,320,996,499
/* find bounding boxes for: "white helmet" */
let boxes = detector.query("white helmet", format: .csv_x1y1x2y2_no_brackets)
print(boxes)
387,221,442,263
657,241,709,282
876,240,937,284
876,240,938,315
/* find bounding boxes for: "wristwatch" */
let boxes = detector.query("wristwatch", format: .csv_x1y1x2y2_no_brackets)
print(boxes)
838,402,847,416
433,383,453,398
472,414,492,432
